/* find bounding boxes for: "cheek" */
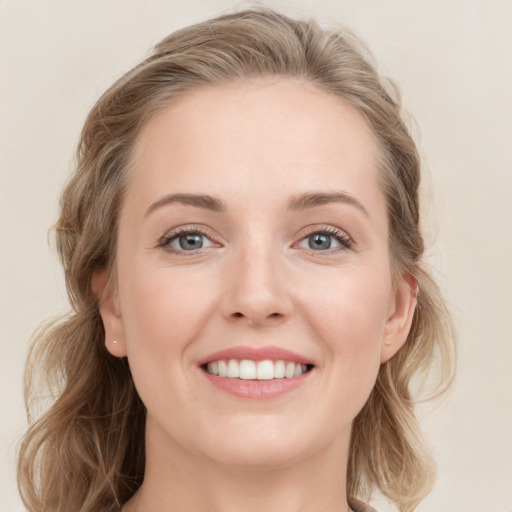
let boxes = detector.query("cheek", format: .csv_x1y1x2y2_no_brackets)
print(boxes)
121,264,213,344
117,266,216,400
308,265,390,342
302,266,391,402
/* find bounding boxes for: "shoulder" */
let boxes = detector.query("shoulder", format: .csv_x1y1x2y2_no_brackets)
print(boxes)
350,498,378,512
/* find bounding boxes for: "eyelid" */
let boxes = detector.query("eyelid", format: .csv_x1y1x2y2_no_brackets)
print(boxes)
158,225,221,255
294,224,354,252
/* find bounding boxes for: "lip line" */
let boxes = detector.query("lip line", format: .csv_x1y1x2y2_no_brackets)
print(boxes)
197,345,314,366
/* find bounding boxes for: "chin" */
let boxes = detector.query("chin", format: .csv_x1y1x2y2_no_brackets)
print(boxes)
195,420,322,469
206,442,310,470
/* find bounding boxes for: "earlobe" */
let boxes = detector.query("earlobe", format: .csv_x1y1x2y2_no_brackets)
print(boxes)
380,273,418,364
91,270,127,358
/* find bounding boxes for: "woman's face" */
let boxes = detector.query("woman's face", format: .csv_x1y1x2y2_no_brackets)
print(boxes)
98,79,416,468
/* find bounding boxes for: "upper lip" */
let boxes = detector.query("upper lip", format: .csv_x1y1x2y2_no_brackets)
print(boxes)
198,346,314,366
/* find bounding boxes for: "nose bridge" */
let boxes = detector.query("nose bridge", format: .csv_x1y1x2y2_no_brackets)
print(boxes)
222,232,292,326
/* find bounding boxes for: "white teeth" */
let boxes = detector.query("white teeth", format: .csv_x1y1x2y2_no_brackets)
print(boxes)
274,360,286,379
227,359,240,378
285,361,296,379
218,360,227,377
256,360,274,380
205,359,310,380
239,359,257,379
207,361,218,375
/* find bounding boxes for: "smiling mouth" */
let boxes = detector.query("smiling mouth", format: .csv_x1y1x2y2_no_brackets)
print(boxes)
201,359,315,380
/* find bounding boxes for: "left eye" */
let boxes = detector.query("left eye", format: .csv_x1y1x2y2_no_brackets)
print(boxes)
296,230,351,251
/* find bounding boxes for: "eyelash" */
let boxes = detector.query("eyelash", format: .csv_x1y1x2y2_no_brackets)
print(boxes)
305,226,353,252
158,226,218,255
158,225,354,256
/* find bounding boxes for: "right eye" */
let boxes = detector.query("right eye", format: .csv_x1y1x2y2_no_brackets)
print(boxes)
159,228,217,255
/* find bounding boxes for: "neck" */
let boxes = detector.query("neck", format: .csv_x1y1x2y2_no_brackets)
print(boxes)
124,419,352,512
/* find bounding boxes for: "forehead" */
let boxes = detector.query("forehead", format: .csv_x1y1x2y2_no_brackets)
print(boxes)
127,79,383,213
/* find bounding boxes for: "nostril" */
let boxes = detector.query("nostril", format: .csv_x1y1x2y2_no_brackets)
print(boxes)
230,311,284,323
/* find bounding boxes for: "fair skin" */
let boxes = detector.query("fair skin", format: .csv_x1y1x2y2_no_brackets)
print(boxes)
94,79,417,512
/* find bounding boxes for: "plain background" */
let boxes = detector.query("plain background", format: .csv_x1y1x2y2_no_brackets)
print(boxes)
1,0,511,510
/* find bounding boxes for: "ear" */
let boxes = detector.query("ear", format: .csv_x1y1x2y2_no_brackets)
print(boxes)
380,273,418,364
91,270,127,358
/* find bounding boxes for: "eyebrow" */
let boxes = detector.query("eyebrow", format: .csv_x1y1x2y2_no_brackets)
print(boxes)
287,191,369,217
146,193,226,215
145,190,369,217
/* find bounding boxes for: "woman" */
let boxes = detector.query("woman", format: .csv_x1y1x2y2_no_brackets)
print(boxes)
17,7,455,512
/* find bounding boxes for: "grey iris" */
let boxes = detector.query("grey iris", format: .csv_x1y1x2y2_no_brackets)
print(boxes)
179,233,203,250
309,233,331,250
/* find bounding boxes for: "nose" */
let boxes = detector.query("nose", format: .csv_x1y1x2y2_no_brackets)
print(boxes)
220,243,294,327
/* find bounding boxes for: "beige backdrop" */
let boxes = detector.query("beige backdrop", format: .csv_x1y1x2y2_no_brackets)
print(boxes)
1,1,511,510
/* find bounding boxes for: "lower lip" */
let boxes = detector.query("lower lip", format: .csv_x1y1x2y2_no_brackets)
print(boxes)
201,369,312,399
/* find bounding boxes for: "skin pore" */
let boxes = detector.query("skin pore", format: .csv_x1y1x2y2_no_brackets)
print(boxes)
94,79,417,512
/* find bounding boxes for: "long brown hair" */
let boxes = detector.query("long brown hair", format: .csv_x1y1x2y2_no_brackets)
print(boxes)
18,7,455,512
